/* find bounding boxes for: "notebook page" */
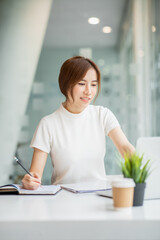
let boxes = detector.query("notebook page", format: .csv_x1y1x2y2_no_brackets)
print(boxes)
17,184,61,195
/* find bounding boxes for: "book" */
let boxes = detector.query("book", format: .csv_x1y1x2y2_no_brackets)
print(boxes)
61,180,111,193
0,184,61,195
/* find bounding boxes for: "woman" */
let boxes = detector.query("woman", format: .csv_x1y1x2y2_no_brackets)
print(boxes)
22,56,135,189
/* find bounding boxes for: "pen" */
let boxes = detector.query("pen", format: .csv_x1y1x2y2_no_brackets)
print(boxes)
14,156,33,177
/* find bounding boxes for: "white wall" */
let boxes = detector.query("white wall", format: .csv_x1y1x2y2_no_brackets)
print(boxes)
0,0,52,184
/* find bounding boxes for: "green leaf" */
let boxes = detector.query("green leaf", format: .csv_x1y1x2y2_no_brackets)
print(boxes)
140,160,151,182
117,152,151,183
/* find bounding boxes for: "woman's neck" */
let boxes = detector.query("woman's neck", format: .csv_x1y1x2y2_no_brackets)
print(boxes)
63,101,86,114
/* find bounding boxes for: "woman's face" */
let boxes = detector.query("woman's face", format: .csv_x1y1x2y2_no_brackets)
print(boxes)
66,68,98,113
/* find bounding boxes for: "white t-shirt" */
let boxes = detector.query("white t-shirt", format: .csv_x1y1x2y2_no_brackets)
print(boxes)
30,104,120,184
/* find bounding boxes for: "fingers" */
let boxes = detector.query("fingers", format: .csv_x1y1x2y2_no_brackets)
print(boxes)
31,172,41,182
22,173,41,190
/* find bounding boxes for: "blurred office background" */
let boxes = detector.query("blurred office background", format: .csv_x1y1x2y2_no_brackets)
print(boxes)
0,0,159,184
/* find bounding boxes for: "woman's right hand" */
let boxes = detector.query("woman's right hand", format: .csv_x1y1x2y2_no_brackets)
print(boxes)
22,172,41,190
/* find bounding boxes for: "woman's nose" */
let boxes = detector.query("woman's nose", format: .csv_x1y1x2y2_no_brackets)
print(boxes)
84,85,91,95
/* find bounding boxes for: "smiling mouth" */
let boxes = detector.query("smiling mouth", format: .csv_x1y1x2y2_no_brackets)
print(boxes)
80,97,91,103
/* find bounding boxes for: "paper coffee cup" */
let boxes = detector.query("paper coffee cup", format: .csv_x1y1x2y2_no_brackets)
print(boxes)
112,178,135,209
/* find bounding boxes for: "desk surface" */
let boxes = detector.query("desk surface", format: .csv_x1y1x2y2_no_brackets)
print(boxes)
0,189,160,240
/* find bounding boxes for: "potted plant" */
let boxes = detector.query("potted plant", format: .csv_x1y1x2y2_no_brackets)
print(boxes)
118,152,151,206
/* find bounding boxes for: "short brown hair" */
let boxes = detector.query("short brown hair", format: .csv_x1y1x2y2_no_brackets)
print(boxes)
58,56,101,101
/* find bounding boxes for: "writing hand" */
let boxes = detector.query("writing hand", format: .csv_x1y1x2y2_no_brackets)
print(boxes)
22,172,41,190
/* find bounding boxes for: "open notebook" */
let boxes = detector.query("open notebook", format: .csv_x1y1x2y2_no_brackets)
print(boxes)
0,184,61,195
0,180,112,195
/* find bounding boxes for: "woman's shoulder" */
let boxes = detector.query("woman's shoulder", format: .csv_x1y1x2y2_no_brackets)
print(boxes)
88,105,117,122
39,107,61,125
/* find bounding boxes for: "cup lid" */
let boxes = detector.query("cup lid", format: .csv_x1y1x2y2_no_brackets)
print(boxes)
111,178,135,188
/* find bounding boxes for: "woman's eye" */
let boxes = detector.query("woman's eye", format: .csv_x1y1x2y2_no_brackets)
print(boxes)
78,82,97,87
78,83,85,86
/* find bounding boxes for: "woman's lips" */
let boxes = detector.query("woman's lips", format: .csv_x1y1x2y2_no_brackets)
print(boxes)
80,97,91,103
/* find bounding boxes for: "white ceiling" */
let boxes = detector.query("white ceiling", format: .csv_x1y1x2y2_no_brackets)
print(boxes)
44,0,127,48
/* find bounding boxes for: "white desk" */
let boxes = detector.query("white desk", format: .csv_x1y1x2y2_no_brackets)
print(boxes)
0,190,160,240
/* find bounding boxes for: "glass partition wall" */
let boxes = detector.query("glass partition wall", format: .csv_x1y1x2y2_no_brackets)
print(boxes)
119,0,160,142
151,0,160,136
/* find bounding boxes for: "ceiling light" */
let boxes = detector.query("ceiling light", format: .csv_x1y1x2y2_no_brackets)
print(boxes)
102,26,112,33
88,17,100,25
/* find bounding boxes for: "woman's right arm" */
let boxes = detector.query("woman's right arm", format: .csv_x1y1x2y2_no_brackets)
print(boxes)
22,148,48,190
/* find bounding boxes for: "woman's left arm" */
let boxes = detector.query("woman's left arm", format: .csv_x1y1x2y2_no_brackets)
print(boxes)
108,126,135,158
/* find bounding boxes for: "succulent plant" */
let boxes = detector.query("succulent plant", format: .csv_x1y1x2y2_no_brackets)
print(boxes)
119,152,151,183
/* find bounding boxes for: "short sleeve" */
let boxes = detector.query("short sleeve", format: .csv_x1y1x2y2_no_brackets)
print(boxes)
102,107,120,136
30,118,51,153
